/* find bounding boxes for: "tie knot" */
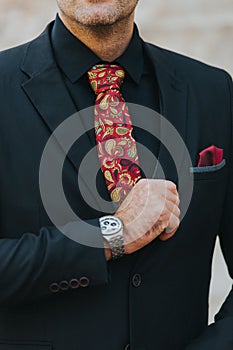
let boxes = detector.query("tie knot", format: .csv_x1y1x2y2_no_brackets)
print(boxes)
88,64,125,95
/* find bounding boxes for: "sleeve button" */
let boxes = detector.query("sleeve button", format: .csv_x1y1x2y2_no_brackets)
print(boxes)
49,282,60,293
69,278,80,289
79,276,90,288
59,280,69,291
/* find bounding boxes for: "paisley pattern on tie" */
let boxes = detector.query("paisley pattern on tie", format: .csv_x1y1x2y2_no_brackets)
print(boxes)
88,64,142,203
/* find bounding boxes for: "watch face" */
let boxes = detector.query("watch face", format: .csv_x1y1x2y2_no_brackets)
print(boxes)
100,216,122,236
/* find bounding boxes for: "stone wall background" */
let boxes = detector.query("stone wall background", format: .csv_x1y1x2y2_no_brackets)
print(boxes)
0,0,232,323
136,0,233,75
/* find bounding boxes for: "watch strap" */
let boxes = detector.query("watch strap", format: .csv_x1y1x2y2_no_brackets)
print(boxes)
108,235,125,260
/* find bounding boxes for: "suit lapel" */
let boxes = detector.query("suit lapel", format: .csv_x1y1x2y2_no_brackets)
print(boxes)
144,43,188,185
21,24,107,213
133,44,189,269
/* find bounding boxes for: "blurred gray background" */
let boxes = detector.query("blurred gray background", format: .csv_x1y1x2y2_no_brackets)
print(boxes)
0,0,232,323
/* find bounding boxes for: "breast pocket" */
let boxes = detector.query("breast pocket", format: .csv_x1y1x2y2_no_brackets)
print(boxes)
190,159,226,181
188,158,227,220
184,158,228,242
0,341,52,350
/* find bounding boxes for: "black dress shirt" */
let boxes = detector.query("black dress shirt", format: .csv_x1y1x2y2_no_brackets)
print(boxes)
50,15,161,203
51,15,159,112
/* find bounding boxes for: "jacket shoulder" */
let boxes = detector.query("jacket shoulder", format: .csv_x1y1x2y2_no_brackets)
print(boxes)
145,42,232,82
0,43,28,72
0,24,52,77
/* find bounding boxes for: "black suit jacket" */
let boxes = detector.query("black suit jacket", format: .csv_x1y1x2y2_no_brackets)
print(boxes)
0,22,232,350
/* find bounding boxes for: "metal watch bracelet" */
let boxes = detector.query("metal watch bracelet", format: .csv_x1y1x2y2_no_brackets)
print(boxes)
109,235,125,260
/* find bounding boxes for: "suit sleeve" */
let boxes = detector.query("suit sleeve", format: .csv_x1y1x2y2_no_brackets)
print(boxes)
0,219,110,306
184,74,233,349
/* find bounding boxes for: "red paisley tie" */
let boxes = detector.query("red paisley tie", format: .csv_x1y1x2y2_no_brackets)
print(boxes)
88,64,142,203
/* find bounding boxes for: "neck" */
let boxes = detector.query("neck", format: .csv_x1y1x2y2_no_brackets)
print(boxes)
58,13,135,62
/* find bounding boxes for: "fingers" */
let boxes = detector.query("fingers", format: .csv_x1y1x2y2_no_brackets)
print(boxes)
116,178,181,254
165,200,180,218
137,178,177,192
164,180,178,193
159,212,180,241
148,179,179,204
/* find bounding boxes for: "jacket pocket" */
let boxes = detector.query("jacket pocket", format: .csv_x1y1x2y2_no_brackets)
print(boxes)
190,159,226,180
0,340,52,350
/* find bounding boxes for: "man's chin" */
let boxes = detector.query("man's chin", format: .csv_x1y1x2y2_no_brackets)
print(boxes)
74,12,121,27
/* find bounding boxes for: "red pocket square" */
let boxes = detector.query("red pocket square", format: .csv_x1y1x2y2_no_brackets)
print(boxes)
197,145,223,167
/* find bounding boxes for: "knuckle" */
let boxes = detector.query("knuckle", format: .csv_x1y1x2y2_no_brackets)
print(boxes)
176,207,181,217
175,218,180,228
166,180,177,190
173,215,180,227
171,203,180,215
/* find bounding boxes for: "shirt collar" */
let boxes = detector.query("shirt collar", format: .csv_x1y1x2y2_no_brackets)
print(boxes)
51,15,144,84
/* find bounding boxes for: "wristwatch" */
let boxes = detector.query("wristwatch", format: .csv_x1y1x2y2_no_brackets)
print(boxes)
99,216,125,260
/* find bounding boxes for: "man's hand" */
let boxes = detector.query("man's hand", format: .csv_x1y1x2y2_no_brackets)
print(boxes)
114,179,180,255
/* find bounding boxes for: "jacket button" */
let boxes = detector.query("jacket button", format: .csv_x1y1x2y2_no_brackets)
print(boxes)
125,344,130,350
69,278,80,289
49,282,60,293
132,273,142,287
59,280,69,291
79,276,90,288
